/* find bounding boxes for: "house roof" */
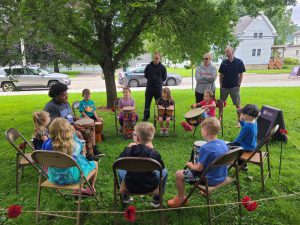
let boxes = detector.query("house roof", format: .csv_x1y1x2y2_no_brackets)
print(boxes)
234,13,277,36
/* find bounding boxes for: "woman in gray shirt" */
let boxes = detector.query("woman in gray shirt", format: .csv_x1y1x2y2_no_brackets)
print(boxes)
194,53,217,103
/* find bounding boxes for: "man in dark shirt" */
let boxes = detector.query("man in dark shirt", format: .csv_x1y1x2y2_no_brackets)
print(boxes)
218,46,246,127
142,52,167,121
117,122,168,208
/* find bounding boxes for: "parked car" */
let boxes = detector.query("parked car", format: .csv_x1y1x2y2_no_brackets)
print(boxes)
119,67,182,87
0,66,71,92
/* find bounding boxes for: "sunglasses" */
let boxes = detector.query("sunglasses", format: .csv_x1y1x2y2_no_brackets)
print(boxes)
202,58,209,60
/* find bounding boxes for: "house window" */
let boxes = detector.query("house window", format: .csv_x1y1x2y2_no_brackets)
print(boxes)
254,33,258,38
257,49,261,56
259,33,263,38
296,50,299,56
252,49,256,56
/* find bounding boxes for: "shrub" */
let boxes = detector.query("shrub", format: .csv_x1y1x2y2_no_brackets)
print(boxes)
284,57,300,65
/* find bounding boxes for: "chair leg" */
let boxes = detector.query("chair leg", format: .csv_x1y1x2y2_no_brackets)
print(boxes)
76,179,83,225
259,152,265,192
221,120,224,137
206,192,212,225
193,126,198,137
113,180,117,208
16,161,19,194
36,175,42,224
266,143,271,179
173,120,175,137
235,164,242,217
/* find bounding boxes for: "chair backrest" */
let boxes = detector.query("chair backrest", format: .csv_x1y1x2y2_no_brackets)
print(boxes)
113,157,162,172
256,124,279,150
203,147,243,175
6,128,35,152
32,150,80,170
72,101,80,116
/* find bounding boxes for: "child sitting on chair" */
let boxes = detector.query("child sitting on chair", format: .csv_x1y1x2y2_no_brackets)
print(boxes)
79,88,103,123
117,122,168,208
32,111,50,150
168,117,228,208
118,87,138,127
157,87,174,136
42,118,98,195
192,90,216,117
227,104,259,171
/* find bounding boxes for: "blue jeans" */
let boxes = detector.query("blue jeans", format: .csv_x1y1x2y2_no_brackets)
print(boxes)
117,168,168,194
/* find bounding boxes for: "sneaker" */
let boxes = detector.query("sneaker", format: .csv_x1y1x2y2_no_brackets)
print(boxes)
151,196,161,208
167,196,189,208
93,146,105,157
122,194,134,204
164,130,169,136
86,154,99,161
160,130,164,136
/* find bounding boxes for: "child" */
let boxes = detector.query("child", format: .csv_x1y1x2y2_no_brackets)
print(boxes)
168,117,228,208
79,89,103,123
118,122,168,208
42,118,98,194
157,87,174,136
227,104,259,171
192,90,216,117
32,111,50,150
118,87,138,126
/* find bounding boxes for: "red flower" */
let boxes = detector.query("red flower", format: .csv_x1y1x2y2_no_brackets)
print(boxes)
7,205,22,218
279,129,288,135
124,205,136,223
181,122,193,132
18,142,26,150
242,196,258,212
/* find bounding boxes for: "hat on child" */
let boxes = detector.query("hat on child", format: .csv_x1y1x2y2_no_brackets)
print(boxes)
238,104,259,117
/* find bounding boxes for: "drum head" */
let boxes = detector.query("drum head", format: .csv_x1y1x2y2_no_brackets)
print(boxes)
74,117,94,126
158,105,165,109
123,106,135,112
184,108,205,119
194,140,207,147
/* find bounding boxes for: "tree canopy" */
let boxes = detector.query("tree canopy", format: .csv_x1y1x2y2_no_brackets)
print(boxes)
0,0,296,106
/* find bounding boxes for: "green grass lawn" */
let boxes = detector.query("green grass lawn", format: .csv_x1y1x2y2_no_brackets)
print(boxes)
61,70,81,78
0,88,299,224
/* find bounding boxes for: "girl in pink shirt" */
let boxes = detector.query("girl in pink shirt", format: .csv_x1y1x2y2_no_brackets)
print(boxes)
192,90,216,117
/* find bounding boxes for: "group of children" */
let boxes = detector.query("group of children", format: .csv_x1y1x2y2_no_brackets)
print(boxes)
31,84,260,207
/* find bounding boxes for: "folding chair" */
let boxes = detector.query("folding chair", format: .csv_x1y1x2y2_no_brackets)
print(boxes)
6,128,44,194
216,99,224,137
238,124,279,192
153,100,176,137
32,150,100,225
113,157,164,208
72,101,80,116
183,147,243,225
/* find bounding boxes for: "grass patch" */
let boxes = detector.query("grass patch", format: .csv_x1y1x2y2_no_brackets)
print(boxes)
61,70,81,78
167,67,193,77
0,88,299,224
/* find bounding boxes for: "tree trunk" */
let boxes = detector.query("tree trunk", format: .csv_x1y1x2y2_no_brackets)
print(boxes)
102,63,117,108
53,60,59,72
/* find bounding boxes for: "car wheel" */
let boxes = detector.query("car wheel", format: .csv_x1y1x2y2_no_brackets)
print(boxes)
128,79,139,87
2,82,16,92
48,81,58,88
167,78,177,86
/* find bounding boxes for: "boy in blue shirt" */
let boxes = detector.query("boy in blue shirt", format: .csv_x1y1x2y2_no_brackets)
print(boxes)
168,117,228,208
228,104,259,171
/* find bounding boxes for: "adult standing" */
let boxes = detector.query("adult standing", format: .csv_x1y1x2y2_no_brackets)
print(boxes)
194,52,217,103
218,46,246,126
44,82,104,160
142,52,167,121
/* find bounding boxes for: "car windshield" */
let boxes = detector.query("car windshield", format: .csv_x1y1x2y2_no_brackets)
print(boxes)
37,68,51,74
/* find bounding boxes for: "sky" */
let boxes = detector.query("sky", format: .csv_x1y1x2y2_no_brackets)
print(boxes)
292,1,300,25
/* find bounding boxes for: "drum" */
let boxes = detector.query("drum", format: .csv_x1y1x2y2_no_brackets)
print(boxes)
122,106,135,113
74,118,95,154
157,105,165,117
193,140,207,164
184,108,206,127
95,121,103,143
74,117,95,129
166,106,174,117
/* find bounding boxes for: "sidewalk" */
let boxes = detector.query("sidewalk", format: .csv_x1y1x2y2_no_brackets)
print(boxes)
0,73,299,96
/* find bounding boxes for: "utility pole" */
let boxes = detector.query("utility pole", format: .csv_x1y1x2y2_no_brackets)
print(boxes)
20,38,26,66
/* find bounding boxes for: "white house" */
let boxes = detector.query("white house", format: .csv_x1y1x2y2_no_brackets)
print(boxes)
285,30,300,61
234,13,277,68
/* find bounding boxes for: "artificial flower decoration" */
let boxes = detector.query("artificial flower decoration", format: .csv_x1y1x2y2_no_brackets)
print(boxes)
7,205,22,218
181,122,193,132
124,205,136,223
242,196,258,212
18,142,27,150
279,129,288,135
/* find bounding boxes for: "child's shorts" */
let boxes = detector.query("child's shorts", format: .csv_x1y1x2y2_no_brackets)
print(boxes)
183,170,202,184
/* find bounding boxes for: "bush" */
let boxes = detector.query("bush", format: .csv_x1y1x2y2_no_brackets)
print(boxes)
284,57,300,65
184,65,191,69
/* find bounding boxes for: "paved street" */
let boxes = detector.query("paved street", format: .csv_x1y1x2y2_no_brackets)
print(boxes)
0,72,299,96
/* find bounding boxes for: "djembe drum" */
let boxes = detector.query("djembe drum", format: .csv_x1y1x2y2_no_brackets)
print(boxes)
184,108,207,127
95,121,103,143
74,117,95,151
166,106,174,117
157,105,165,117
193,140,207,164
122,106,137,139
